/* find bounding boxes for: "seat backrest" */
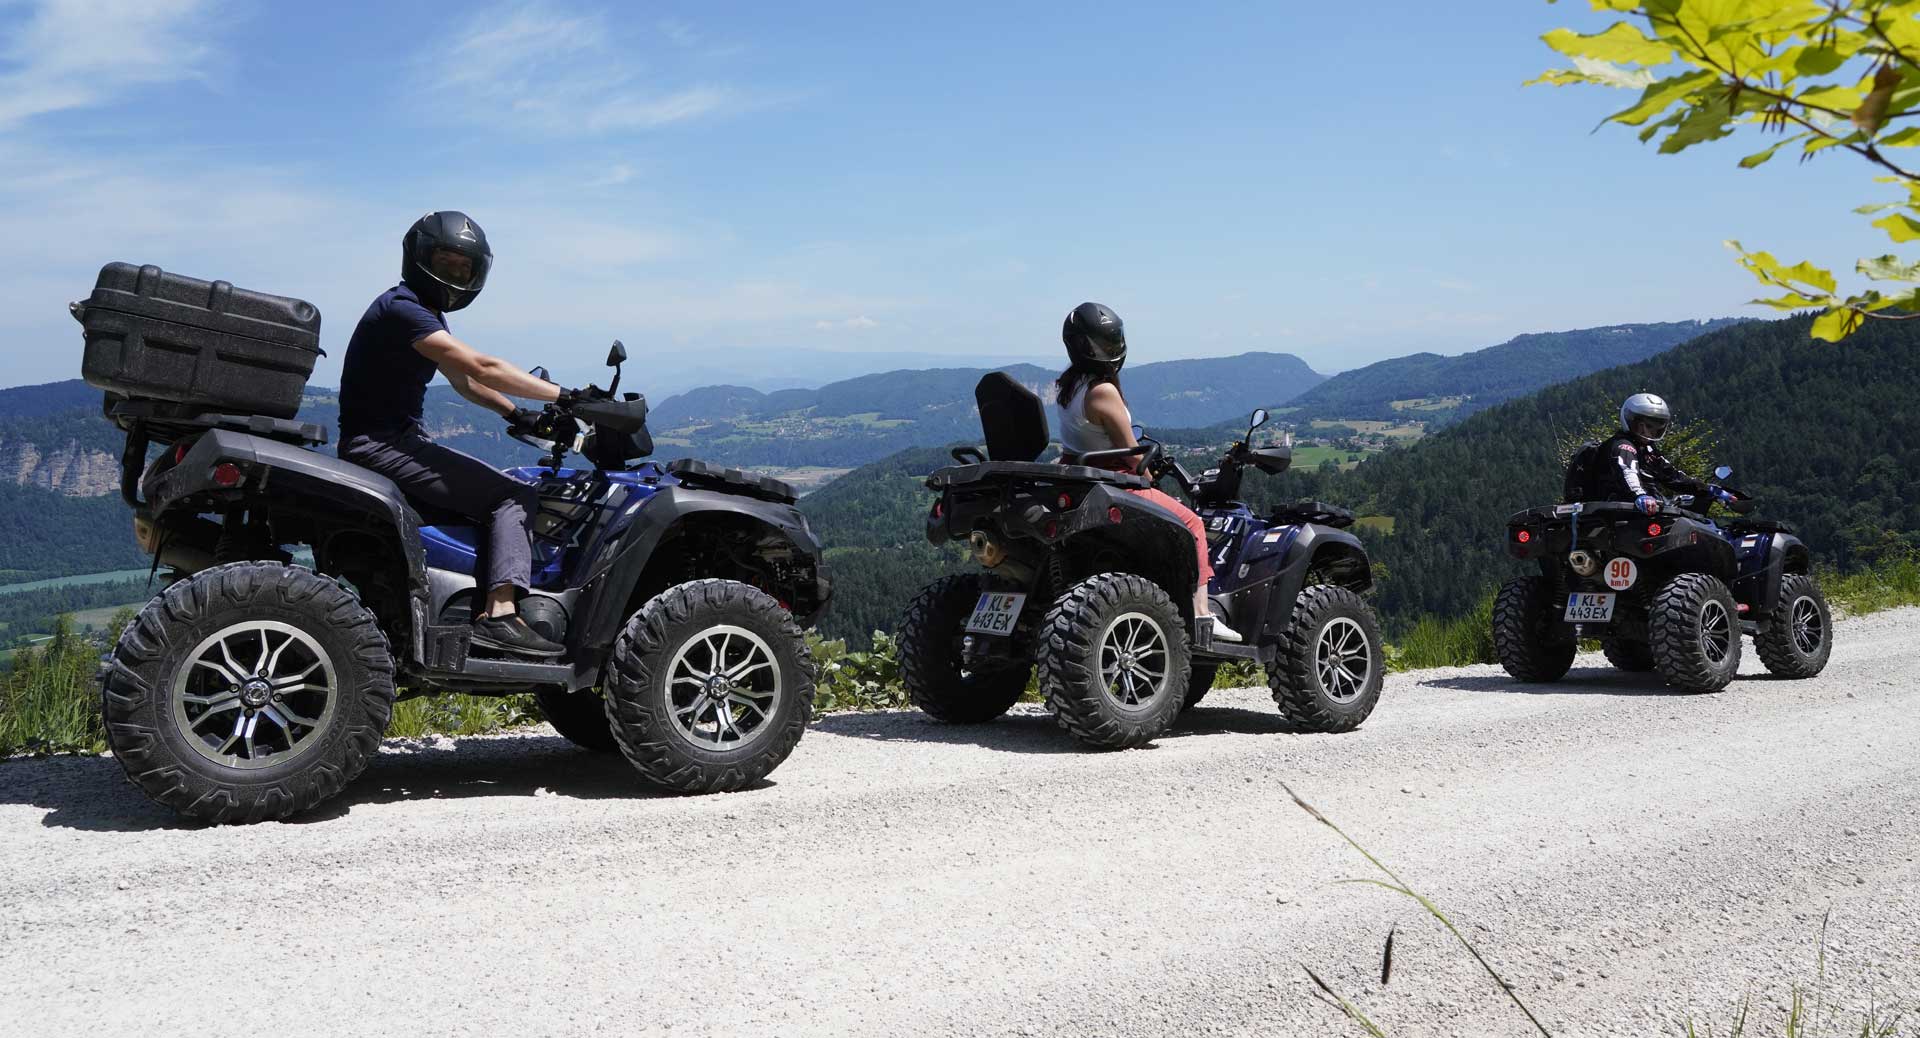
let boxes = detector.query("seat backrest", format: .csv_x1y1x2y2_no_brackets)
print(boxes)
974,372,1050,462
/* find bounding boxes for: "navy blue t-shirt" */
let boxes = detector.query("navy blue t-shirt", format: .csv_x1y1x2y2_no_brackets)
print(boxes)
338,284,448,438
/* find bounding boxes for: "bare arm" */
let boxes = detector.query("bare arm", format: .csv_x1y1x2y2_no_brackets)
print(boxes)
443,365,516,418
413,330,563,405
1084,382,1144,471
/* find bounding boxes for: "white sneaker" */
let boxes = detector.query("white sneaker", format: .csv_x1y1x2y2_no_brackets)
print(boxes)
1207,616,1243,644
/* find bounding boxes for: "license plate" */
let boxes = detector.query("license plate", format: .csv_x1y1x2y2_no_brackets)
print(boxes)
1564,592,1616,623
965,592,1027,635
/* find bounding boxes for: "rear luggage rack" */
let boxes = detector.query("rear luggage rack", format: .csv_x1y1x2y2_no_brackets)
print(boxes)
107,398,328,447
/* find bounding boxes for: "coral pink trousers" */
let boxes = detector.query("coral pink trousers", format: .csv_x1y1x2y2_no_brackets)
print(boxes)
1126,487,1214,588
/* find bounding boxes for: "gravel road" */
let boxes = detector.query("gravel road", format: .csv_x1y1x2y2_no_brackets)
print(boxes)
3,607,1916,1037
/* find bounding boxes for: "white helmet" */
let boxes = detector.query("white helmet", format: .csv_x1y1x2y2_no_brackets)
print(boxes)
1620,392,1672,443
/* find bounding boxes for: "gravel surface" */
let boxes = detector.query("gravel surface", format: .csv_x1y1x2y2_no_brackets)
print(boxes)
3,607,1917,1037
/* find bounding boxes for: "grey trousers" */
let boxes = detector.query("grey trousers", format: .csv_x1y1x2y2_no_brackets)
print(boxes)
340,426,539,593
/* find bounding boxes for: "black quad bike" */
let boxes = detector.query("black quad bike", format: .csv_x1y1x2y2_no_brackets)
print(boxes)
74,263,829,823
898,373,1384,749
1495,466,1832,693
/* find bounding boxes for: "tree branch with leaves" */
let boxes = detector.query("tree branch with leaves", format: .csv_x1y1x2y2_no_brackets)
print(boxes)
1532,0,1920,340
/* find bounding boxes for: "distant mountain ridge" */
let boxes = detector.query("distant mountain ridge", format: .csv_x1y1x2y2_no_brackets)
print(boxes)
1288,319,1746,422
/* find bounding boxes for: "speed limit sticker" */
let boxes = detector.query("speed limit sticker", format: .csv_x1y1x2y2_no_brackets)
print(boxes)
1604,558,1638,591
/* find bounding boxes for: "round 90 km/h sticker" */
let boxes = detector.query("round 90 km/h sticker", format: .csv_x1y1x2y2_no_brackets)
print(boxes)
1605,558,1639,591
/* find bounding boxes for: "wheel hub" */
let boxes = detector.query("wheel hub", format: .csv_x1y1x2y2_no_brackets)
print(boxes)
239,679,273,709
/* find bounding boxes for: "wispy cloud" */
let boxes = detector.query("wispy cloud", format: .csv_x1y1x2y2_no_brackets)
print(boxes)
0,0,220,127
426,2,750,134
814,315,879,331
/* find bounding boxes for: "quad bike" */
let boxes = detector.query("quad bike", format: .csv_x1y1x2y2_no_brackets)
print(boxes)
1495,466,1832,693
897,373,1384,749
74,264,828,822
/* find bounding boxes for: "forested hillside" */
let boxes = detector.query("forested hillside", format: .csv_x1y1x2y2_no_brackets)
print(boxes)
1286,319,1742,423
802,314,1919,644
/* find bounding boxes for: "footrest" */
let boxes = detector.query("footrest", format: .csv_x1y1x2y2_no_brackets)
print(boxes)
1190,616,1262,662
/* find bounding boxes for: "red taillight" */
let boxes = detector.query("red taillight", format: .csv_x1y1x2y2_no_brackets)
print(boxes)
1108,506,1123,524
173,442,189,464
1056,492,1074,510
1043,520,1059,538
1737,603,1750,614
932,501,944,519
211,462,244,488
1516,529,1531,544
1647,522,1663,537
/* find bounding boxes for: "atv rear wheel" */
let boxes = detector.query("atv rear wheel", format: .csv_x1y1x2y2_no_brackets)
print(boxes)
1037,573,1190,749
1753,573,1832,679
603,579,813,792
1493,575,1576,682
1268,585,1384,732
534,688,619,753
1649,572,1742,693
99,562,395,824
1601,636,1656,673
1182,664,1219,711
898,574,1032,723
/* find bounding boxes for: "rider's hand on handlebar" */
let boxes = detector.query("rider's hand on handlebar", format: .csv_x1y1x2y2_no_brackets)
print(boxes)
1636,494,1660,516
1710,486,1737,505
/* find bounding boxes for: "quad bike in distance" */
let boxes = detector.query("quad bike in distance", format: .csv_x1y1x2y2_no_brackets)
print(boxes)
897,373,1385,750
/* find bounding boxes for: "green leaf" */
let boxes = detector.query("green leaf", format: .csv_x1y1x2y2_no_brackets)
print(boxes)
1856,254,1920,281
1737,136,1794,168
1873,212,1920,243
1796,84,1863,111
1877,126,1920,148
1658,102,1737,153
1607,69,1719,127
1810,307,1863,342
1542,23,1676,65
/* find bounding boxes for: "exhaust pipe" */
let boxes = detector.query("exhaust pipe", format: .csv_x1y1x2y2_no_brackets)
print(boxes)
1567,550,1599,577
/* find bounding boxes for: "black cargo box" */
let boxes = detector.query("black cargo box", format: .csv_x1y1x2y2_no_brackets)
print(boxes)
74,262,322,420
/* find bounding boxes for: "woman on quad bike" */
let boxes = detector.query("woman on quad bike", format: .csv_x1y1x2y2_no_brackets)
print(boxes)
1055,301,1240,644
337,211,606,658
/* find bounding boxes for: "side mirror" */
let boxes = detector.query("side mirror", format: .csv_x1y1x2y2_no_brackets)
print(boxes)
529,366,551,382
1714,464,1733,480
1131,423,1145,440
1250,408,1269,431
606,340,628,367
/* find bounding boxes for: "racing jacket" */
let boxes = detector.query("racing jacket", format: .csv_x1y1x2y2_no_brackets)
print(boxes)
1599,433,1709,504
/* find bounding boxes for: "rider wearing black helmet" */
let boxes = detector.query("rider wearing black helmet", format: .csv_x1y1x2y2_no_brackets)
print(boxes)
1601,392,1716,516
337,211,585,657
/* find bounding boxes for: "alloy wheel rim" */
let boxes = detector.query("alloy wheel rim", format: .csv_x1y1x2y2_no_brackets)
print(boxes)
1316,617,1373,703
1699,599,1733,666
1790,595,1824,655
1098,611,1169,710
665,625,782,749
171,621,338,770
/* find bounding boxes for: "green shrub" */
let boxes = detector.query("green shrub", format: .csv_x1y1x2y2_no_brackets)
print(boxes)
0,613,122,757
1824,555,1920,617
385,693,540,740
1387,593,1496,672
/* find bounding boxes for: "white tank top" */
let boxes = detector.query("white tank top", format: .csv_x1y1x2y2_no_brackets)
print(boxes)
1057,380,1119,457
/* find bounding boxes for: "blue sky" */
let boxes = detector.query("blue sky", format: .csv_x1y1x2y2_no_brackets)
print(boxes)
0,0,1897,392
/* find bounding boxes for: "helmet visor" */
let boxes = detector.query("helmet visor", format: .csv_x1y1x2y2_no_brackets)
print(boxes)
427,247,483,289
1632,415,1670,441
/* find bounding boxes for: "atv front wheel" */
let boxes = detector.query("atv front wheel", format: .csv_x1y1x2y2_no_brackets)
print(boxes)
603,579,813,792
898,574,1032,723
1492,576,1576,682
1753,573,1832,679
1649,572,1742,693
99,562,395,823
1601,636,1656,673
1036,573,1190,749
1268,585,1384,732
1181,664,1220,711
534,688,618,752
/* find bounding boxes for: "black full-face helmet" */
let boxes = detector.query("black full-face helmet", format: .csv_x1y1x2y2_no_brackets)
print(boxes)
1062,301,1126,372
1620,392,1673,443
402,211,492,312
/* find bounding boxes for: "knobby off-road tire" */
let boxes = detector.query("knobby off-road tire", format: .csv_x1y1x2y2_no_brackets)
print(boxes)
1601,636,1656,673
1493,575,1576,683
1753,573,1833,679
535,688,619,753
898,574,1031,723
1267,585,1384,733
1182,664,1219,711
603,579,813,793
1037,573,1190,749
1649,572,1742,693
99,561,395,824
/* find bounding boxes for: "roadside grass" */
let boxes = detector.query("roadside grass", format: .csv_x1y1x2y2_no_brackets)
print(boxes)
385,693,539,740
1284,783,1917,1038
1387,594,1495,672
1824,557,1920,617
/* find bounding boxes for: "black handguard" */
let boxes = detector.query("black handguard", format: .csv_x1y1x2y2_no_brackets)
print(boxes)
572,394,650,434
506,406,543,432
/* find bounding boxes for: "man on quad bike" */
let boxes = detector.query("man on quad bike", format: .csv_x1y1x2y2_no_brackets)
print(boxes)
1590,392,1729,516
1055,301,1239,644
339,211,596,657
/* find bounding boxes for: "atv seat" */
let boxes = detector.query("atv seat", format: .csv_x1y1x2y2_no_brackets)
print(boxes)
928,460,1148,489
929,373,1149,489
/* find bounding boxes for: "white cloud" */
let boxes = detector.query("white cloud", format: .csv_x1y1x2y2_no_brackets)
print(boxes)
813,315,879,331
426,2,749,134
0,0,219,127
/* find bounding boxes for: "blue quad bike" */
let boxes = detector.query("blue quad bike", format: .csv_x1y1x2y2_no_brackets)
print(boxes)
91,341,830,823
1495,466,1833,693
898,373,1385,749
